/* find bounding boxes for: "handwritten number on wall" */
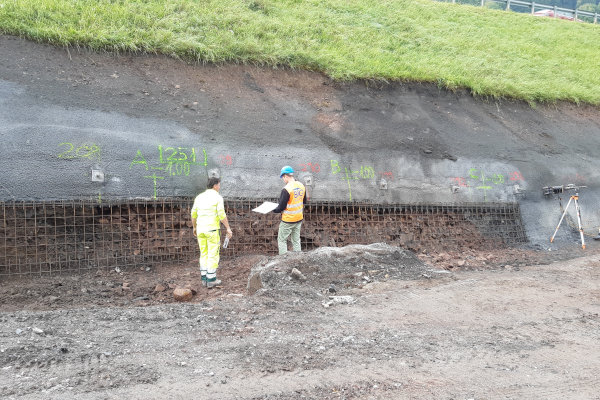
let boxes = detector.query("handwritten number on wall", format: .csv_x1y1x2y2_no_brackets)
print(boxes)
300,163,320,173
58,143,101,161
219,155,233,166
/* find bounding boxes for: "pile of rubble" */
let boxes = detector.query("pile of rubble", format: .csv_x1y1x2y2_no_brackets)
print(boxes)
246,243,445,299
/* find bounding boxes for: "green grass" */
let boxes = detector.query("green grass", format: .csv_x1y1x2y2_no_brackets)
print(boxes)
1,0,599,104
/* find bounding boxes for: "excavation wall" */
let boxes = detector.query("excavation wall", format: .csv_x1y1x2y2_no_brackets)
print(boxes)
0,199,526,276
1,35,600,254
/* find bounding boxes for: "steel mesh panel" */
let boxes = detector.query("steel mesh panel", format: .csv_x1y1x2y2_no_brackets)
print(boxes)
0,199,527,276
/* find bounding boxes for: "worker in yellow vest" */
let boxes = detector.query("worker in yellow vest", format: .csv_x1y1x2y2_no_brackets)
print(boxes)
191,177,233,288
272,166,308,255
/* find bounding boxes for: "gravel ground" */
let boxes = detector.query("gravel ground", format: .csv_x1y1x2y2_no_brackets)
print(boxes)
1,244,599,399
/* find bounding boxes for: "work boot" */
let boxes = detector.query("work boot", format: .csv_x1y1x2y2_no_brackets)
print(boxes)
206,279,222,289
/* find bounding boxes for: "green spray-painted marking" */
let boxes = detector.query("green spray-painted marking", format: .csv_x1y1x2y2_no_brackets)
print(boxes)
344,167,352,201
130,150,149,170
158,145,207,166
58,142,101,161
144,173,165,199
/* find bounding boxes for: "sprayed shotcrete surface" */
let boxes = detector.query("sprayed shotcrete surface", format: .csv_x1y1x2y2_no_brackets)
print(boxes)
1,35,600,398
1,35,600,245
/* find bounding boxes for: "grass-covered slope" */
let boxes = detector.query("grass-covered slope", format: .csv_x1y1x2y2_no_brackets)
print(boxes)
1,0,599,104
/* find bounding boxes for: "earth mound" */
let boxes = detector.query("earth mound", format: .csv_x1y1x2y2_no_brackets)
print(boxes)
247,243,443,298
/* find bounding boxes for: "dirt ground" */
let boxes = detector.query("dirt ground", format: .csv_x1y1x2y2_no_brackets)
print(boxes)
0,242,583,312
1,243,599,399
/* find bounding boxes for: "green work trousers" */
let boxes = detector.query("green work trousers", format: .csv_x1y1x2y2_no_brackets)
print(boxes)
278,221,302,255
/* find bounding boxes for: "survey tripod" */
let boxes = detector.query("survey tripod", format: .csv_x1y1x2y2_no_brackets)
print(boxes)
547,185,587,249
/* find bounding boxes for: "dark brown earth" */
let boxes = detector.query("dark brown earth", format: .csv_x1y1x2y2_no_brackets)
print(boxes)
2,33,600,161
0,198,529,279
0,244,589,312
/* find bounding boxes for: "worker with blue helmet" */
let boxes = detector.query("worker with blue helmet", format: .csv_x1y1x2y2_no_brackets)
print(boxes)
272,166,308,254
279,166,294,178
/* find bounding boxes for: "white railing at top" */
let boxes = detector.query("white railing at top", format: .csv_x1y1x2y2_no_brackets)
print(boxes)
445,0,599,24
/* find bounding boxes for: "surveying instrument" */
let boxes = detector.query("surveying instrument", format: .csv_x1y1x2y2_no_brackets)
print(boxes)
544,184,587,249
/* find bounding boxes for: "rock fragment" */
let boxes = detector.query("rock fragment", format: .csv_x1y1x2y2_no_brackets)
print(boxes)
173,288,193,302
290,268,307,281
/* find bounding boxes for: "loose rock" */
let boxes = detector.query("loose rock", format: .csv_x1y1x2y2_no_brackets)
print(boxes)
173,288,193,302
290,268,307,281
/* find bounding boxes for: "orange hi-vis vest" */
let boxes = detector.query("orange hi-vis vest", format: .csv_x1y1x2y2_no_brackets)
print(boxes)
282,180,305,223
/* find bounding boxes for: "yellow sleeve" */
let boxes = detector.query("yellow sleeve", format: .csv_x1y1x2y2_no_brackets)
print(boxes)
216,196,226,221
191,197,198,219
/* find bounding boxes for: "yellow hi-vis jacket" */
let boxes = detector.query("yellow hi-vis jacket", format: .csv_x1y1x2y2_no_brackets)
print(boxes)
282,181,305,223
191,189,227,233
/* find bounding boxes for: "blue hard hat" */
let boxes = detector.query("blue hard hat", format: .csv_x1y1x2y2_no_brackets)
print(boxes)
280,166,294,178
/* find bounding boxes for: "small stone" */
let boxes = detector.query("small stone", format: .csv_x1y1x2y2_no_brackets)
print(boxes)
290,268,307,282
154,284,166,293
32,327,44,335
173,288,193,302
329,295,355,305
443,153,458,161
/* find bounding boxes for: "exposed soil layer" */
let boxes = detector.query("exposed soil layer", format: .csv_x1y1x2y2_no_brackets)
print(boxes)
1,199,526,276
0,243,590,313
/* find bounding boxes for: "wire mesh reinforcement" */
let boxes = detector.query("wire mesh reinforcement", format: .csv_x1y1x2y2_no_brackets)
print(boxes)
0,199,527,276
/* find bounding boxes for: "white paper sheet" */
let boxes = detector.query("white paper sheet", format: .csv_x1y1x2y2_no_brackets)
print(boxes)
252,201,279,214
